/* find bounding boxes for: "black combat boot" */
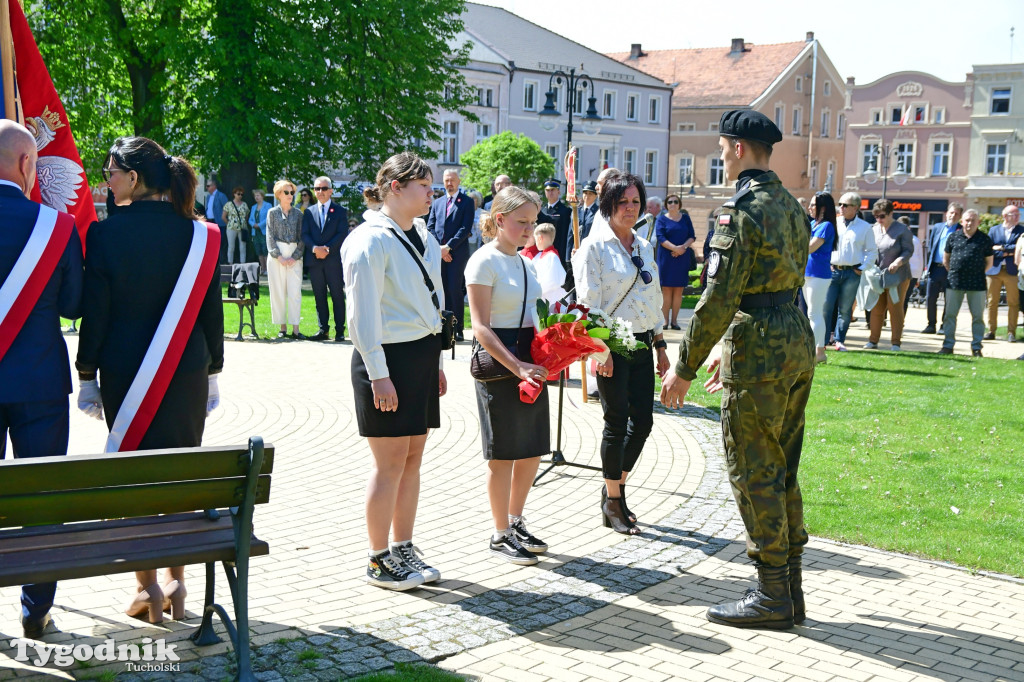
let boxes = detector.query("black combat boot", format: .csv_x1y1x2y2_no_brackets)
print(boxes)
789,555,805,624
706,563,793,629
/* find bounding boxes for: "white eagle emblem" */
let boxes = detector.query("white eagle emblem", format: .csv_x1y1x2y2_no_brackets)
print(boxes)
26,108,85,213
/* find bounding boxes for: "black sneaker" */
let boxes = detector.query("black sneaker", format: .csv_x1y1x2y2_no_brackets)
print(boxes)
391,542,440,583
366,551,424,591
511,517,548,553
489,532,539,565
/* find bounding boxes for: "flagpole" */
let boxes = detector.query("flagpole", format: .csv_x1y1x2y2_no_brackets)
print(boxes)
0,0,16,121
564,146,589,403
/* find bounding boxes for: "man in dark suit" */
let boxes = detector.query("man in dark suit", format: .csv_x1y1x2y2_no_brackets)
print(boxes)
301,176,348,341
204,178,229,262
0,120,83,638
539,179,572,266
922,202,962,333
427,168,474,341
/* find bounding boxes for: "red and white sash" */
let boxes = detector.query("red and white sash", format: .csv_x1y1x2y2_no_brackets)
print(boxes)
105,221,219,453
0,205,75,364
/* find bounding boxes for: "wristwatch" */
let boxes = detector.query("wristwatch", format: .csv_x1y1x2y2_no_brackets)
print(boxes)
653,339,668,351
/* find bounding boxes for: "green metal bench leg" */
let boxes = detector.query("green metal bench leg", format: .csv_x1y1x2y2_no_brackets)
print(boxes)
190,562,222,646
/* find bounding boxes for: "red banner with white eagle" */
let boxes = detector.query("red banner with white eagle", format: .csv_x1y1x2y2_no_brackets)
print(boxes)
2,0,97,245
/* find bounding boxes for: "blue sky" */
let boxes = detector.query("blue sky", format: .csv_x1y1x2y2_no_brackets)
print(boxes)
478,0,1021,84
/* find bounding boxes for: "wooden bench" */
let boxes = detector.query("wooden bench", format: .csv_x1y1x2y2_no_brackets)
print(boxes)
221,264,259,341
0,437,274,682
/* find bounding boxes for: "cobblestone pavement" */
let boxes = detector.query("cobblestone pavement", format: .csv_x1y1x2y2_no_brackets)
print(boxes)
1,323,1022,681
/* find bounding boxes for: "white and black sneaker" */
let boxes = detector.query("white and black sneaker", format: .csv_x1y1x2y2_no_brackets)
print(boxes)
391,542,441,583
489,531,539,565
511,517,548,553
366,550,425,591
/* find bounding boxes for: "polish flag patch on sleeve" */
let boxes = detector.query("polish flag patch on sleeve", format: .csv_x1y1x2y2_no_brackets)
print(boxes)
718,214,731,226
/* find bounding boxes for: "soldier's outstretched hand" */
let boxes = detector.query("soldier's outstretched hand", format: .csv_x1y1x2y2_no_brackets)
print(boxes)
660,373,690,409
703,348,724,394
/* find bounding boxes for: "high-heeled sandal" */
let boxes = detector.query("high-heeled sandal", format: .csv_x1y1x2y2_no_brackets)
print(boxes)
601,494,640,535
125,584,164,624
161,580,186,620
620,483,638,524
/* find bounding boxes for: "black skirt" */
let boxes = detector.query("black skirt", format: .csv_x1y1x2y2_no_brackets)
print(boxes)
352,333,442,437
474,327,550,460
101,367,207,450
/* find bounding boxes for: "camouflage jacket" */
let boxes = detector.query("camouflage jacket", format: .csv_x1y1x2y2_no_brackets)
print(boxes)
675,170,815,384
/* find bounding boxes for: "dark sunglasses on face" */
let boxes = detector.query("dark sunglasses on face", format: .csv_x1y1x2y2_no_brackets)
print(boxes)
313,187,331,192
282,190,295,195
630,255,654,285
102,166,130,182
838,203,855,208
666,200,680,205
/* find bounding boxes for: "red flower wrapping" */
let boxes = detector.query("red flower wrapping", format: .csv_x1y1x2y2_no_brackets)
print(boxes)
518,321,607,403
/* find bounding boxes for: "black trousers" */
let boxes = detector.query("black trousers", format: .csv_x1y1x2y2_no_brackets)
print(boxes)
441,248,469,332
925,262,948,327
309,258,345,335
596,347,654,481
0,398,69,621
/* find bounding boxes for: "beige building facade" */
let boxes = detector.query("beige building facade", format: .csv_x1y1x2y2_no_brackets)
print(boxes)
963,63,1024,214
610,33,846,245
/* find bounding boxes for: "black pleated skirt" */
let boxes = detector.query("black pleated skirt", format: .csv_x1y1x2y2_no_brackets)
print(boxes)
352,333,442,437
474,327,550,460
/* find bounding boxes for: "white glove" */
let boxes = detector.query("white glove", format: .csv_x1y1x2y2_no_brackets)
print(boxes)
77,379,104,420
207,374,220,415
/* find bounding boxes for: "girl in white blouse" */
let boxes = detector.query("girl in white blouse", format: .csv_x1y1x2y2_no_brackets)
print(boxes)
572,172,670,535
466,186,552,566
340,152,448,592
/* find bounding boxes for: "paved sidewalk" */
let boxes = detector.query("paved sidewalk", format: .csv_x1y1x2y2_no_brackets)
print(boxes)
0,322,1021,681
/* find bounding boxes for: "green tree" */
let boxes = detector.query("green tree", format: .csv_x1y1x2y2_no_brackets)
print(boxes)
29,0,474,190
459,131,555,195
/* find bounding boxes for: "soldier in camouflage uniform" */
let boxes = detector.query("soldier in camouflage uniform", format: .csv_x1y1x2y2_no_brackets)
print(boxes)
661,109,816,629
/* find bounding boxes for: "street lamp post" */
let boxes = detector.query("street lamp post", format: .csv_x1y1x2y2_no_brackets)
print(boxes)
538,66,602,151
862,143,909,199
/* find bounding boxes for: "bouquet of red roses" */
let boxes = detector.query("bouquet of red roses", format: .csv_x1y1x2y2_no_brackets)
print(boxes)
518,300,647,403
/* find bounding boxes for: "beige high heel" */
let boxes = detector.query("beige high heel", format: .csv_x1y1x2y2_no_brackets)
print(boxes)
161,580,187,620
125,583,164,624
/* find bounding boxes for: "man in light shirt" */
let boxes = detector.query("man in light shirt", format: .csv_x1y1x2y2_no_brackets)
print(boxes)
822,191,877,351
983,205,1022,342
922,203,963,334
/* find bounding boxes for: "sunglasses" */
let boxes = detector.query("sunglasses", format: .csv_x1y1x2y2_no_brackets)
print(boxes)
281,190,295,195
838,203,856,208
666,200,680,205
630,255,654,285
102,166,131,182
313,187,331,192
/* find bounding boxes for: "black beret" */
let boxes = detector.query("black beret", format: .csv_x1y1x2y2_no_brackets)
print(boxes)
581,180,598,193
543,179,561,188
719,109,783,146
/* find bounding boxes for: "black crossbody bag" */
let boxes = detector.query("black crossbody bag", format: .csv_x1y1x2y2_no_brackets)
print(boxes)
387,227,457,356
470,257,529,382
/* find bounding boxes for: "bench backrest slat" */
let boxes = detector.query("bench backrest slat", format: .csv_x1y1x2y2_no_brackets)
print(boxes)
0,445,274,497
0,476,271,529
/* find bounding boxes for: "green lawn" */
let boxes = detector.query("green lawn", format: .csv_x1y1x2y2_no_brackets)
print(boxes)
353,662,466,682
677,350,1024,577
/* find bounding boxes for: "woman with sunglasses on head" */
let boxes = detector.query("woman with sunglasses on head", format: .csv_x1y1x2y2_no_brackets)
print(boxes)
266,180,305,339
76,136,224,625
655,193,696,330
572,172,670,535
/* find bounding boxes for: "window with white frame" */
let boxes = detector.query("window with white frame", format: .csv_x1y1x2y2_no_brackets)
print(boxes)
708,158,724,185
599,148,611,169
914,105,926,123
774,104,784,129
523,81,537,111
795,76,803,93
545,143,560,166
476,87,493,107
991,88,1011,115
931,141,950,176
986,143,1007,173
603,91,615,118
442,121,459,163
644,150,658,185
678,156,693,185
895,142,914,175
820,109,830,137
792,106,802,136
677,122,695,131
648,96,661,123
444,85,454,101
933,107,945,124
862,142,880,172
810,160,819,190
567,87,583,114
837,113,846,139
626,94,639,121
623,148,637,174
890,106,903,124
475,123,492,145
709,122,719,132
826,160,836,188
823,80,831,96
870,109,882,125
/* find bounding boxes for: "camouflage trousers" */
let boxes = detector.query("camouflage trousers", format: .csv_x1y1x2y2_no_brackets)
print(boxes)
720,368,814,567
